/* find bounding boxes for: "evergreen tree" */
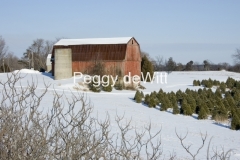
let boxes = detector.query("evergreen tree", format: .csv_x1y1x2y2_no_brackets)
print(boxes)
158,88,164,94
235,81,240,90
144,94,150,105
198,107,208,119
197,80,201,86
141,55,154,82
173,102,180,114
226,96,236,108
193,80,198,86
181,99,193,116
185,88,191,94
160,99,168,111
215,88,222,98
231,114,240,130
114,77,123,90
141,91,144,98
208,78,213,86
225,91,231,98
223,99,231,113
134,90,142,103
213,80,218,86
102,77,112,92
233,90,240,101
145,94,150,105
148,96,156,108
195,97,202,114
198,88,203,95
151,91,157,97
166,96,173,109
206,100,214,114
226,77,235,89
201,80,206,87
191,90,198,99
185,61,193,71
166,57,176,72
219,82,226,93
206,89,214,99
176,90,183,103
186,95,196,113
156,92,164,103
169,92,177,106
134,90,138,100
212,99,228,122
89,77,101,92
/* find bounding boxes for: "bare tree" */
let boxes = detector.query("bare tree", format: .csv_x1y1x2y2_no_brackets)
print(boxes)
0,36,8,61
140,51,150,59
175,129,207,160
176,129,234,160
193,61,201,71
89,53,106,76
0,36,9,70
217,62,230,71
232,48,240,64
154,55,164,71
3,52,22,71
22,39,54,71
0,36,22,72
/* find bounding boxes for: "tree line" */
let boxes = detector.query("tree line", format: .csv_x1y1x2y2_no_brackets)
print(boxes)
143,49,240,73
0,35,57,72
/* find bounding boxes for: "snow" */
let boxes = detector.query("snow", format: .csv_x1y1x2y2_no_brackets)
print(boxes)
54,37,133,46
12,69,40,74
1,70,240,159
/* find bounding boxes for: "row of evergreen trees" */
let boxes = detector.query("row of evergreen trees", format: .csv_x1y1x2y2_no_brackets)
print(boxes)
193,77,240,91
134,79,240,130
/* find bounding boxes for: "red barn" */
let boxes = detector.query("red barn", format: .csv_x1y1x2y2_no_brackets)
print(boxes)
51,37,141,80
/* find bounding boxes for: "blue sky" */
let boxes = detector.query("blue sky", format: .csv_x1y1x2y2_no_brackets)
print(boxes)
0,1,240,64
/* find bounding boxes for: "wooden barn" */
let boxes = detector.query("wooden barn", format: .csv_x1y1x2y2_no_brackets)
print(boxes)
51,37,141,80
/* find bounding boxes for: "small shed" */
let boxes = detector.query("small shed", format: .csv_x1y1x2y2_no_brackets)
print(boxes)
51,37,141,80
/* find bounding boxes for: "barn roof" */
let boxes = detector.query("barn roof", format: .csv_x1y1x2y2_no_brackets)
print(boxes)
54,37,133,46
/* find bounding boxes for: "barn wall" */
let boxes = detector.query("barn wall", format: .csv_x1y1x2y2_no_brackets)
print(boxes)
72,61,125,76
125,38,141,61
124,61,141,76
124,38,141,76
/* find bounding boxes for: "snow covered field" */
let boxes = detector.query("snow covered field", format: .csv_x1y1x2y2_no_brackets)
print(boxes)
0,69,239,159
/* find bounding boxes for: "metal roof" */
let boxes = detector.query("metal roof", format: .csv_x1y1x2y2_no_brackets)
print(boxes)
54,37,133,46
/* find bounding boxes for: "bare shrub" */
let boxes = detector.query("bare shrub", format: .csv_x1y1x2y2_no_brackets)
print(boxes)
175,129,234,160
90,55,105,77
0,72,162,159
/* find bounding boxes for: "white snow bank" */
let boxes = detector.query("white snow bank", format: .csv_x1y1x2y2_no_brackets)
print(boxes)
12,69,40,74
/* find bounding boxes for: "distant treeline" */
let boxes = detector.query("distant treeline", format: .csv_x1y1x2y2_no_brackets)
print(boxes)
141,50,240,73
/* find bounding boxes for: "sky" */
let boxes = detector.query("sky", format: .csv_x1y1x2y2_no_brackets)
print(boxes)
0,1,240,65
